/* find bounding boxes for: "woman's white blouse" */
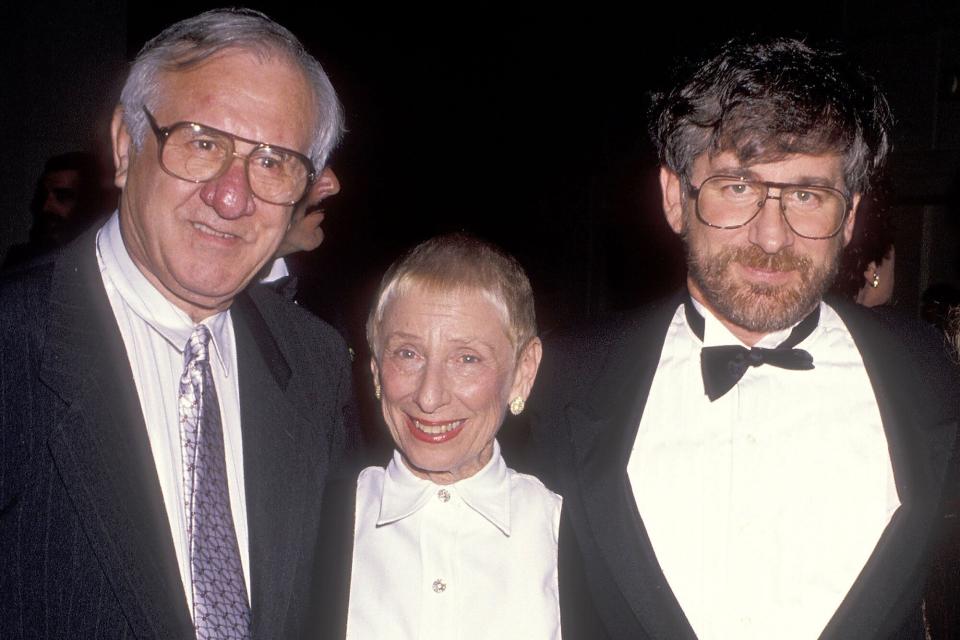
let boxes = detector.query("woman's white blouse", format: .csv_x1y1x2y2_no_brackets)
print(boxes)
346,441,562,640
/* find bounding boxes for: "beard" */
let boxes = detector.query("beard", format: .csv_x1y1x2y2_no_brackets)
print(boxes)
686,239,842,334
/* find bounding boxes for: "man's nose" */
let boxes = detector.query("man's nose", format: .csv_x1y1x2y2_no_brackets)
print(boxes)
198,159,256,219
748,192,794,254
43,192,61,216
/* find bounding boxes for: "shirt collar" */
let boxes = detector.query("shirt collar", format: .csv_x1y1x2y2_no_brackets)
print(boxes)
260,257,290,283
96,211,234,376
688,295,822,350
377,440,513,536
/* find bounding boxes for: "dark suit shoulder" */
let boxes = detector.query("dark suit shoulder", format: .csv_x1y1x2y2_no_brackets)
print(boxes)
832,299,960,423
0,257,59,505
527,294,681,486
835,298,954,361
871,304,960,382
536,294,681,402
246,281,351,366
0,252,56,329
242,282,359,463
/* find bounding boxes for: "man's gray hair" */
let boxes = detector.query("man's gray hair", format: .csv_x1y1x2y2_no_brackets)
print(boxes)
119,7,344,169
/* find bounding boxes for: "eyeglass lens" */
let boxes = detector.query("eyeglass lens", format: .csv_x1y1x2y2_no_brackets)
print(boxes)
697,177,846,238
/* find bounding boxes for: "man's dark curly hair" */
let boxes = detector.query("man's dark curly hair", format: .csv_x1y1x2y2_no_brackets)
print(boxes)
649,36,893,196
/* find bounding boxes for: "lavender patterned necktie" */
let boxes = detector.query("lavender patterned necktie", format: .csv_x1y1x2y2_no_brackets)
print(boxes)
179,325,251,640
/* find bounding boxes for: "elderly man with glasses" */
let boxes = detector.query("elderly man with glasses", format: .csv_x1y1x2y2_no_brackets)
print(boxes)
531,37,960,640
0,8,353,639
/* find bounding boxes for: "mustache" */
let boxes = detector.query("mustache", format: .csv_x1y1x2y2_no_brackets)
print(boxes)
726,245,813,273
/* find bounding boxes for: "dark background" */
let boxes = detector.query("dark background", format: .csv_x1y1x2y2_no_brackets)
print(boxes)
5,1,960,339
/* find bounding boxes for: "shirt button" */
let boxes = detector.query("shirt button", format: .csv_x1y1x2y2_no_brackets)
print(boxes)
432,578,447,593
437,488,451,502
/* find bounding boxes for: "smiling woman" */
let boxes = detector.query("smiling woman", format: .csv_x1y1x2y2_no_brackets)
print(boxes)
307,233,562,639
373,284,532,483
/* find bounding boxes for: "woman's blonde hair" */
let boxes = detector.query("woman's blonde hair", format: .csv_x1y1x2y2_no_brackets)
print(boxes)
367,233,536,358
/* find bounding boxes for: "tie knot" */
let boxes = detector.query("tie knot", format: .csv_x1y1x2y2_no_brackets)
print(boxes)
186,325,212,364
724,346,767,378
717,346,762,381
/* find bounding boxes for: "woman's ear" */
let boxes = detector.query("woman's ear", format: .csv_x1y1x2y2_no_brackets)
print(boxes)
509,337,543,403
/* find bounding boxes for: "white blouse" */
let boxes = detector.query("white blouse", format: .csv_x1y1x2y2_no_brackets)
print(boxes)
346,441,562,640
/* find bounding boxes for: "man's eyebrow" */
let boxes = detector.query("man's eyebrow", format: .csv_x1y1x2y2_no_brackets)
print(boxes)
709,166,841,188
789,175,842,188
705,165,761,181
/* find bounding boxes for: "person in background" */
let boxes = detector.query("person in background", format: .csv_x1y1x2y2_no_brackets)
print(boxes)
831,182,896,307
274,166,341,262
3,151,112,268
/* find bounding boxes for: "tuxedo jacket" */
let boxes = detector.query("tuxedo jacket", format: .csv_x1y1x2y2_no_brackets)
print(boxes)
529,293,960,640
0,231,355,639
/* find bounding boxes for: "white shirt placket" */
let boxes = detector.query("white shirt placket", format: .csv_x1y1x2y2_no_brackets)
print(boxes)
419,486,460,640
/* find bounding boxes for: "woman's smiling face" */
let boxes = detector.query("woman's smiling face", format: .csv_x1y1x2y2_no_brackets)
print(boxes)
372,285,534,484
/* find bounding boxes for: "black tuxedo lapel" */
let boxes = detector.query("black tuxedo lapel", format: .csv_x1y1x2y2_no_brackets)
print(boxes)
233,292,328,640
38,236,194,638
565,293,697,640
818,303,958,640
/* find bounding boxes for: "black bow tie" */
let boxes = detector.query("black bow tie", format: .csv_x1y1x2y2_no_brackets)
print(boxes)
685,300,818,402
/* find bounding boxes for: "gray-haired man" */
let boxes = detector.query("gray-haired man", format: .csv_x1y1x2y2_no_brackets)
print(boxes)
0,9,352,639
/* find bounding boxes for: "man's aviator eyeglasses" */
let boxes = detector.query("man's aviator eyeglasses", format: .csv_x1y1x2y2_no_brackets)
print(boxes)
687,175,852,240
143,107,315,206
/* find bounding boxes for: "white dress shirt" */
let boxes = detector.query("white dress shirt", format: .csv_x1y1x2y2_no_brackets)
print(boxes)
627,299,899,640
96,213,250,608
347,441,562,640
260,257,289,283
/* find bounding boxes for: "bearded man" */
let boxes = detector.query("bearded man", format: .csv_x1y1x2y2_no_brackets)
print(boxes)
531,37,959,640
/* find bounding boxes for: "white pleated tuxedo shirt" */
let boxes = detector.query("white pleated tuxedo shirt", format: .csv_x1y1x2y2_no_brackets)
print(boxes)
347,441,562,640
96,213,250,608
627,299,899,640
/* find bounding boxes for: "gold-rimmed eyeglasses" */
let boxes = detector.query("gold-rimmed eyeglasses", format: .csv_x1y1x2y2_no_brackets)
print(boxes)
143,107,315,206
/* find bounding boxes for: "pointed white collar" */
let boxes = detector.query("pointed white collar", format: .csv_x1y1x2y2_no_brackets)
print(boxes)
377,440,513,536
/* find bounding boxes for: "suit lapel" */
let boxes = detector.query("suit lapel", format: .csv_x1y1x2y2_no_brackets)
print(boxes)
566,293,697,640
819,303,958,639
233,292,326,640
39,235,194,638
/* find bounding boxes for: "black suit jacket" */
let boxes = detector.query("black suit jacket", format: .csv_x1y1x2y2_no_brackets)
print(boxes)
530,294,960,640
0,230,354,639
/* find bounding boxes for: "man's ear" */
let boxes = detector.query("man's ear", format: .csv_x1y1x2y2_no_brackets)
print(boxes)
841,193,861,247
111,106,132,190
660,166,685,235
